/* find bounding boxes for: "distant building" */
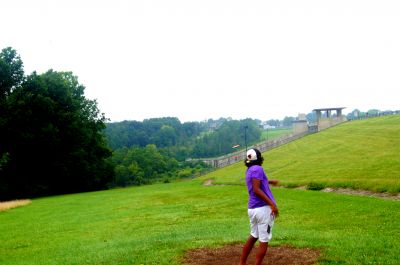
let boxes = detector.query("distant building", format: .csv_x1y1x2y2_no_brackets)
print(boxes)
262,124,276,130
260,121,277,130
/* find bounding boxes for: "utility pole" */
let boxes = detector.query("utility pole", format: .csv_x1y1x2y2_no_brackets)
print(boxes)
244,125,248,153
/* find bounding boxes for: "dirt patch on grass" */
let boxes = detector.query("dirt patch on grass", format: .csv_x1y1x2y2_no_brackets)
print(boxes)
182,244,320,265
203,179,214,186
0,199,31,212
203,179,227,187
322,188,400,201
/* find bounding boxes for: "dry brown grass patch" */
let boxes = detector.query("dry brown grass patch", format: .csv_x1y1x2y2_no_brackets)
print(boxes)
0,199,31,212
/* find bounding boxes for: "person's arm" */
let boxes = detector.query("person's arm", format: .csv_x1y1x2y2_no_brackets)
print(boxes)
252,178,279,217
268,179,279,186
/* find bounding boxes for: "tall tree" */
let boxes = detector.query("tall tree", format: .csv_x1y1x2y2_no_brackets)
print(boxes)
282,116,295,127
0,47,24,100
0,47,25,196
0,48,114,200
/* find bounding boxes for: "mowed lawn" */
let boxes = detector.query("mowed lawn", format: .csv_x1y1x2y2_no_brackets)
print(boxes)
206,115,400,193
1,180,399,265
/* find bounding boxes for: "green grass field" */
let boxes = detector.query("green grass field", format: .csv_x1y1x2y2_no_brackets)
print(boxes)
1,181,399,264
260,127,292,141
1,115,399,264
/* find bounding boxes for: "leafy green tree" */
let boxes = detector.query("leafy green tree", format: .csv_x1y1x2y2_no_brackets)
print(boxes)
152,125,177,147
114,165,130,187
0,47,24,99
0,47,25,197
266,119,280,127
282,116,295,127
0,48,114,200
111,144,182,186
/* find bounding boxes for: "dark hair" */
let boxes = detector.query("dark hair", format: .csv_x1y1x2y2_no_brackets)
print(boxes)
244,148,264,168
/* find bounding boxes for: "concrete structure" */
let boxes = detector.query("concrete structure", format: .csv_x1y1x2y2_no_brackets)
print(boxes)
313,107,347,131
292,113,309,134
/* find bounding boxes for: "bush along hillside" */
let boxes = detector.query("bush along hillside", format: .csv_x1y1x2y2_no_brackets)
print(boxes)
110,144,212,186
203,115,400,194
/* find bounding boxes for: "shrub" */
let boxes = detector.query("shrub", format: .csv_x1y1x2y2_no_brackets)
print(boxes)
307,182,325,191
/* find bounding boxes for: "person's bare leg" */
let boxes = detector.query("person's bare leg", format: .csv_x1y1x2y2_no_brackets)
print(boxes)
254,242,268,265
239,235,258,265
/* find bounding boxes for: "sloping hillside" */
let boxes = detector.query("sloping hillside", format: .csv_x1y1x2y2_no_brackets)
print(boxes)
202,115,400,193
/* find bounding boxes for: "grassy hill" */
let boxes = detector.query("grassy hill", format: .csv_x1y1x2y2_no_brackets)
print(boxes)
1,115,399,265
204,115,400,193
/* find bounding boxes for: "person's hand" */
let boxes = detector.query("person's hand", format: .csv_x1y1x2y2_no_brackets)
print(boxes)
269,179,279,186
271,205,279,218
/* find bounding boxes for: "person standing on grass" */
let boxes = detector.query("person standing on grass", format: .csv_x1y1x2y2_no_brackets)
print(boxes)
239,148,279,265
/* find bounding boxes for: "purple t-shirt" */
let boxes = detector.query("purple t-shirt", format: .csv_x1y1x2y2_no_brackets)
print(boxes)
246,165,276,209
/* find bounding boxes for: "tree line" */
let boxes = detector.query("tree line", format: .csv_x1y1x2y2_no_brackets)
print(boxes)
103,117,263,159
103,117,263,186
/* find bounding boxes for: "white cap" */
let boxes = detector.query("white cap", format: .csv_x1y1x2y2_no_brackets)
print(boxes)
246,149,257,162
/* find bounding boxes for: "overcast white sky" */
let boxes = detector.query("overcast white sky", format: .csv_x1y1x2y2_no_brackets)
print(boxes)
1,0,399,122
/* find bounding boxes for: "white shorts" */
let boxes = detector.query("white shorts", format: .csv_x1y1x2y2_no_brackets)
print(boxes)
248,206,275,243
